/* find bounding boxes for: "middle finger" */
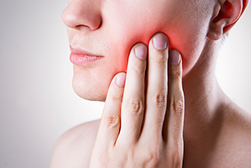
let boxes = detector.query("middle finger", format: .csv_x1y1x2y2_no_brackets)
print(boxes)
141,33,169,141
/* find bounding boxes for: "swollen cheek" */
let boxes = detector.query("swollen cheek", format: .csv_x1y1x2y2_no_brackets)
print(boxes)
110,21,189,72
118,51,129,73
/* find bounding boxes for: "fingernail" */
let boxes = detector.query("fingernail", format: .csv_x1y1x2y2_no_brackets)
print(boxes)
153,33,168,50
169,50,181,65
135,44,147,60
116,73,126,87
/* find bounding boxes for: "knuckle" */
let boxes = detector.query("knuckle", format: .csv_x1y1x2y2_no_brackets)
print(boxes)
167,144,183,168
153,53,168,65
126,98,144,115
131,63,146,75
129,53,146,75
111,93,123,102
169,68,182,80
127,148,136,163
103,115,119,129
144,151,160,167
170,97,184,116
150,92,167,109
91,152,110,167
170,151,183,168
141,144,162,167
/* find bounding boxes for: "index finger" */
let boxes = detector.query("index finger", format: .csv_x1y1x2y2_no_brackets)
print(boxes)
95,73,126,149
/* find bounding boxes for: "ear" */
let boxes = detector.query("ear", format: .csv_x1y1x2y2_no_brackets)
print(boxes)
207,0,249,40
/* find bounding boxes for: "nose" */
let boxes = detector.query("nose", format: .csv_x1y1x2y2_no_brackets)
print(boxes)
62,0,102,30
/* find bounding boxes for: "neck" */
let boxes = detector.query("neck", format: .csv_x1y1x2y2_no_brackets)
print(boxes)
182,39,229,143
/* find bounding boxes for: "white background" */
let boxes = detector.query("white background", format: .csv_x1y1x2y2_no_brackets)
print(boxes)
0,0,250,167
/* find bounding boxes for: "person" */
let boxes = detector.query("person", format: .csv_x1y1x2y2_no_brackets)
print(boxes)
50,0,251,167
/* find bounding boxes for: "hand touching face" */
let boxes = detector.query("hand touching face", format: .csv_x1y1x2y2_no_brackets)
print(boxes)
62,0,214,101
90,33,185,167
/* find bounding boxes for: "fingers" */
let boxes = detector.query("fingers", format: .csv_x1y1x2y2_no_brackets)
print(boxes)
92,33,185,167
165,49,184,148
117,43,148,146
141,33,169,141
96,33,184,153
95,73,126,149
164,49,184,167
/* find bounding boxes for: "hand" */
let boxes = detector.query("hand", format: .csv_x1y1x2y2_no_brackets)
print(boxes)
90,33,184,168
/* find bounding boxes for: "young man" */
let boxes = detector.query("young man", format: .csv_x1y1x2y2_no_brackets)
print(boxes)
51,0,251,167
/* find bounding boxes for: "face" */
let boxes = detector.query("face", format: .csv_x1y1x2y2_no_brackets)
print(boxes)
62,0,215,101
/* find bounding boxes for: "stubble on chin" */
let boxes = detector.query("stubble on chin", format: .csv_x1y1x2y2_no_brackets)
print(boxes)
72,76,107,102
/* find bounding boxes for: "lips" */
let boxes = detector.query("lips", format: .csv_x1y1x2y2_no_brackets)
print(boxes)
69,46,104,66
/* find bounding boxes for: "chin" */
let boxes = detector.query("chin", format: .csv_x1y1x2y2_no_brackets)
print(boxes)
72,75,108,102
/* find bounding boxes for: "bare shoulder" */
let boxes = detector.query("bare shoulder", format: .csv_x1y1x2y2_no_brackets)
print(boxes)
50,119,101,168
224,104,251,135
210,105,251,167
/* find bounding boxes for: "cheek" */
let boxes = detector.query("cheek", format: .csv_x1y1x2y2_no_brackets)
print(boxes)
105,18,205,76
103,5,169,73
103,0,212,77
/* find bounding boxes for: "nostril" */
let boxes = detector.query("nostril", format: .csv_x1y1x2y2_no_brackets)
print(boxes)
89,15,102,30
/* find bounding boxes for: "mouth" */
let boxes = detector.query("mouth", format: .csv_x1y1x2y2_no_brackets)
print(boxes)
69,46,104,66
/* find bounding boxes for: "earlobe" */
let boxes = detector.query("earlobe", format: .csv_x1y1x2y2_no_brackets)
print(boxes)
207,0,244,40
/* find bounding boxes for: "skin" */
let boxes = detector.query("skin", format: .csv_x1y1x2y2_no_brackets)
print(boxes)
65,0,214,101
50,0,251,167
